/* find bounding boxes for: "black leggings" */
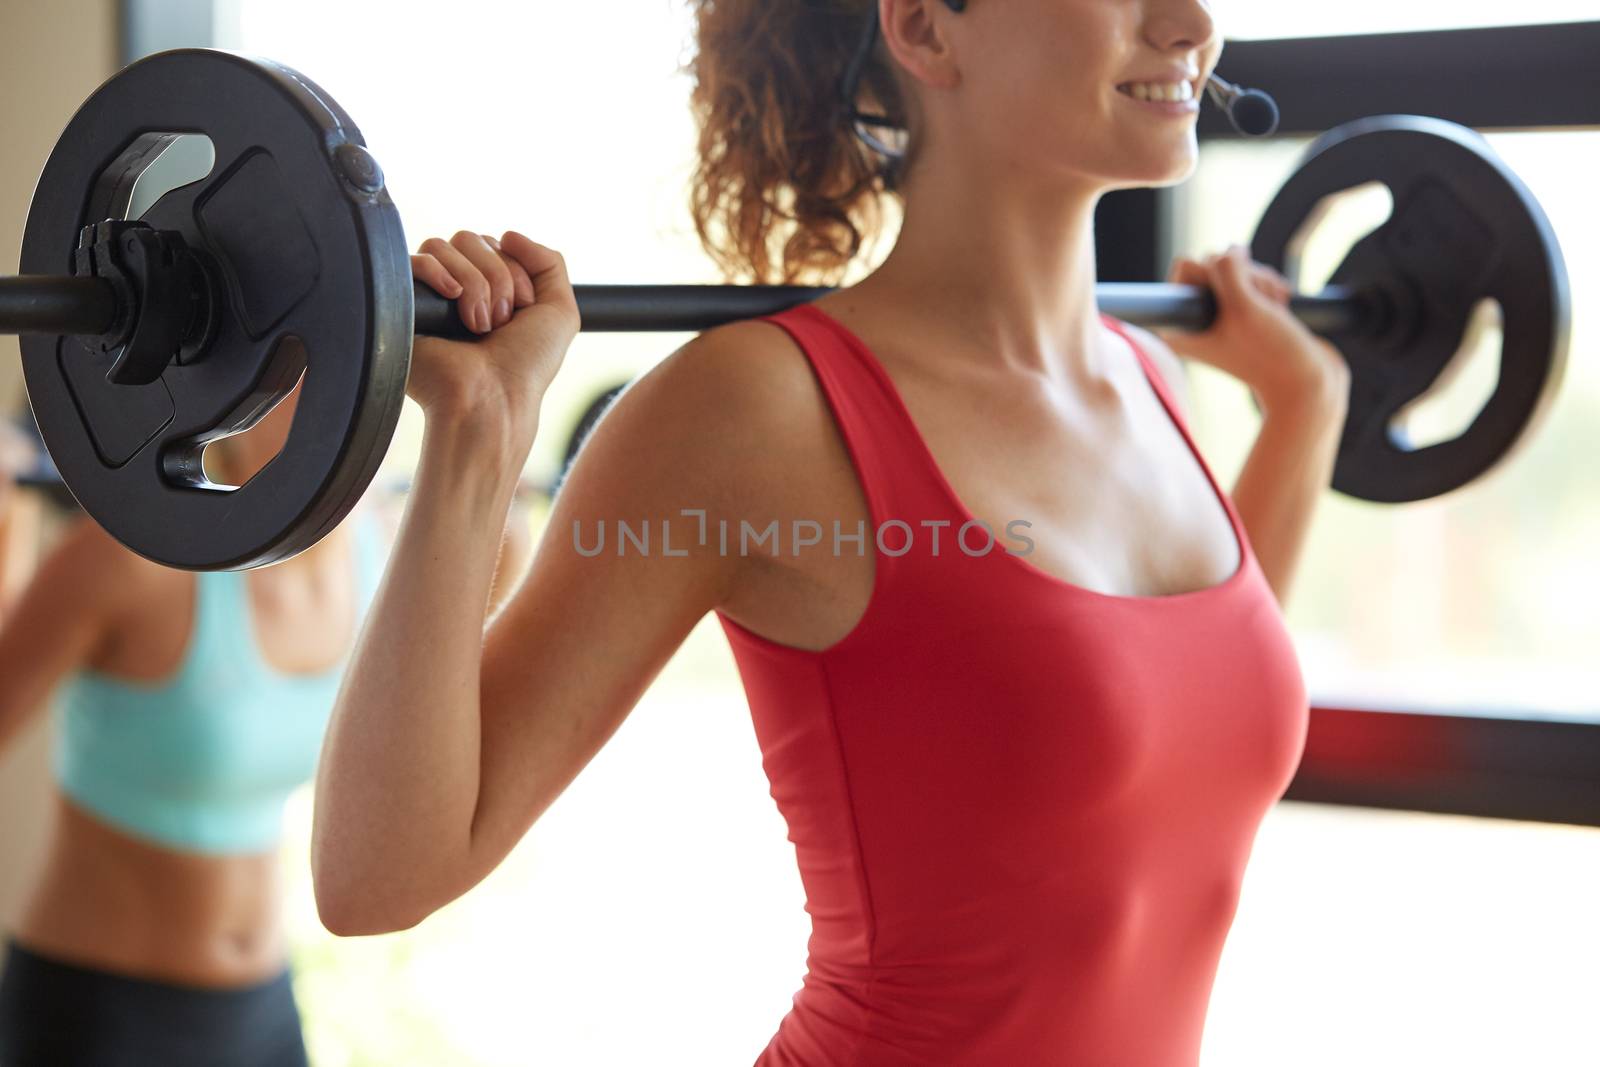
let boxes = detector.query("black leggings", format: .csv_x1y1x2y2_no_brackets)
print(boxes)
0,940,310,1067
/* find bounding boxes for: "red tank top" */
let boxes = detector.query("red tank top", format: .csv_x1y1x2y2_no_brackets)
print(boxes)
717,302,1309,1066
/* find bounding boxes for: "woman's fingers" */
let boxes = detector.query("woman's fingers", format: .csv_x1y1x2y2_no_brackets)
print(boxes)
1247,271,1286,304
1247,259,1293,304
1208,245,1291,312
1164,248,1300,346
419,236,493,333
1167,256,1207,287
1171,249,1292,304
499,232,581,325
484,234,536,307
1210,246,1258,311
410,253,464,300
413,230,577,337
450,231,518,328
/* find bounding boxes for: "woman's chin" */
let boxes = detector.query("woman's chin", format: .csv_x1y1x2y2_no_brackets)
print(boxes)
1113,152,1199,190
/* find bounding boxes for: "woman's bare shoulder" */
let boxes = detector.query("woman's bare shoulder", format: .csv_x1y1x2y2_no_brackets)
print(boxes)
579,316,845,508
646,317,827,432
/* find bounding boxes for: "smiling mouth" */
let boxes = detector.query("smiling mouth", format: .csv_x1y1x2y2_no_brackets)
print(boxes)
1115,81,1197,103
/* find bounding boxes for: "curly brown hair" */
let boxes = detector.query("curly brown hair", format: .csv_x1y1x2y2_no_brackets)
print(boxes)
682,1,914,286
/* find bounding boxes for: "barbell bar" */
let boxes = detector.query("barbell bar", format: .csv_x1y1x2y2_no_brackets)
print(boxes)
0,273,1377,343
5,49,1570,570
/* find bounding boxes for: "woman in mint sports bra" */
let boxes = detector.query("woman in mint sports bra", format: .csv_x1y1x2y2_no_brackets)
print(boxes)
0,382,374,1067
0,382,396,1067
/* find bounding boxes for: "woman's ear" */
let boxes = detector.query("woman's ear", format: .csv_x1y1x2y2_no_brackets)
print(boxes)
879,0,964,94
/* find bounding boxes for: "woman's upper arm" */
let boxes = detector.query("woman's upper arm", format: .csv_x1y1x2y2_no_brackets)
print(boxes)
0,519,128,752
453,322,809,885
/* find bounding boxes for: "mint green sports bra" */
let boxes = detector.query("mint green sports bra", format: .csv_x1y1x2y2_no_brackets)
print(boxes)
52,516,385,855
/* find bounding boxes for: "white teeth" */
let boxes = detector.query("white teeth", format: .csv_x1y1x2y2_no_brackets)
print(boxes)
1122,80,1194,103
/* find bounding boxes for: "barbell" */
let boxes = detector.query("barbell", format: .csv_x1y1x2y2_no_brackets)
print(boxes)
1,49,1571,570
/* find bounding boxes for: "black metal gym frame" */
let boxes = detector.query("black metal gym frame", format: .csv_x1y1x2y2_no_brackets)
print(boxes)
118,3,1599,826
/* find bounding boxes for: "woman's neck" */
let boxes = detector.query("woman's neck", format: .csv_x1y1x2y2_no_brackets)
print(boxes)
865,157,1112,384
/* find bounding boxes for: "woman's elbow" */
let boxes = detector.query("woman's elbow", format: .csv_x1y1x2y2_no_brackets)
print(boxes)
314,879,430,938
311,849,434,937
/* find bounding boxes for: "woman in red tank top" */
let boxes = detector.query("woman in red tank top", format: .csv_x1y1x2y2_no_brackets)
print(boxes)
313,2,1351,1064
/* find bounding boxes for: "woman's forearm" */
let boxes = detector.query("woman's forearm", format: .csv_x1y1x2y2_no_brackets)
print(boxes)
312,412,534,933
486,506,534,618
1230,388,1348,607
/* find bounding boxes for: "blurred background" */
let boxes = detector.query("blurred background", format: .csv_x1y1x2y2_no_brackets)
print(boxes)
0,2,1596,1064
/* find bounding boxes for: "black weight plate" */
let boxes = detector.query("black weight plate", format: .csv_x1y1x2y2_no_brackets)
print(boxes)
19,49,412,569
1251,115,1569,503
